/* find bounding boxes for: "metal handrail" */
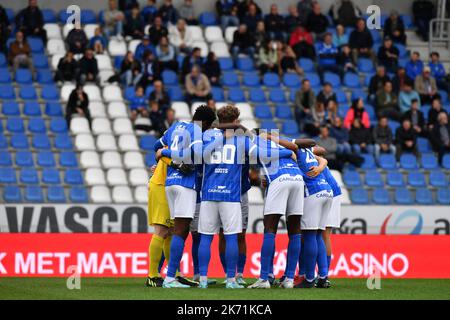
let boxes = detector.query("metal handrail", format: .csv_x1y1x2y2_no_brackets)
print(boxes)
429,18,450,54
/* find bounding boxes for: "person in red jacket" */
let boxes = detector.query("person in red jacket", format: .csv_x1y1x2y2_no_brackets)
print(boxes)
344,98,370,129
288,26,315,59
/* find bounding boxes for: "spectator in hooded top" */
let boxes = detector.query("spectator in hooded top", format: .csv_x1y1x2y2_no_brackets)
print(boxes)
333,24,349,48
78,48,99,85
148,16,169,46
141,0,158,24
331,0,361,27
412,0,434,41
203,52,221,87
430,112,450,162
383,10,407,45
294,79,316,124
185,65,212,103
242,3,263,34
429,52,450,92
156,36,178,72
285,5,303,33
392,67,412,94
372,116,396,160
158,0,179,26
377,37,399,73
231,24,255,59
427,97,447,130
66,23,88,54
124,5,144,39
289,26,315,60
258,40,280,74
135,35,156,61
306,2,329,39
349,18,375,64
15,0,47,44
149,80,171,111
399,80,421,113
89,27,108,54
181,47,202,81
405,51,424,80
330,116,352,155
120,51,142,87
216,0,239,32
66,84,91,128
395,118,418,160
179,0,198,25
376,80,401,121
415,66,440,105
403,98,426,137
237,0,262,21
368,66,390,103
8,31,34,73
344,98,370,129
316,32,340,83
349,118,374,154
103,0,125,39
55,51,79,83
264,4,286,42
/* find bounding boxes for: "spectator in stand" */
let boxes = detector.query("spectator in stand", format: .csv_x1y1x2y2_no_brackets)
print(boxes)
317,126,342,170
253,21,269,53
139,50,161,88
415,66,440,105
141,0,158,24
66,23,88,55
120,51,142,86
185,65,212,103
231,24,255,59
162,108,177,133
294,79,316,124
149,80,171,111
103,0,125,39
124,5,144,39
333,24,349,48
158,0,179,26
331,0,361,27
344,98,370,129
66,84,91,128
285,5,303,33
237,0,262,21
303,101,327,137
279,45,303,75
403,99,426,137
383,10,406,45
316,82,337,110
181,47,202,81
119,0,138,13
289,26,315,60
306,2,329,39
376,80,401,121
337,44,357,76
297,0,314,23
427,97,447,130
368,66,390,103
377,37,399,73
392,67,412,94
264,4,286,42
216,0,239,32
203,52,221,87
156,36,178,72
179,0,198,25
258,40,280,74
429,52,450,92
89,27,107,54
129,86,149,122
349,118,374,154
242,3,262,34
15,0,47,44
405,51,424,80
330,116,352,155
78,48,99,85
349,18,375,64
395,119,418,159
206,98,217,113
169,19,194,54
8,31,34,73
412,0,434,41
399,80,421,113
373,117,396,160
149,100,166,136
135,35,156,61
0,5,10,56
148,16,169,46
430,112,450,161
316,32,340,83
55,51,79,83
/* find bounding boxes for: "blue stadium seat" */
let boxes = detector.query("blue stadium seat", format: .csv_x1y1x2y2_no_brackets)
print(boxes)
45,102,63,116
386,171,405,187
0,85,16,99
28,118,47,133
242,73,260,87
281,121,299,136
60,152,78,168
298,58,314,72
50,118,68,133
199,12,217,26
211,87,224,101
25,186,44,202
10,134,29,149
429,170,447,188
283,73,301,88
437,188,450,205
168,86,184,100
344,72,361,88
335,90,348,104
378,154,397,170
400,154,418,170
27,37,44,53
7,118,25,133
42,9,57,23
396,43,408,58
54,134,73,150
42,169,61,184
81,9,97,23
394,188,413,204
15,151,34,167
254,105,272,119
0,151,12,166
275,105,293,119
269,89,287,103
20,168,39,184
343,170,362,187
70,187,89,203
23,101,42,116
114,56,124,70
324,72,341,87
0,68,11,83
249,88,266,103
19,85,38,100
351,188,369,204
388,120,400,133
420,153,438,170
263,73,280,87
236,57,254,71
145,152,157,167
0,135,7,149
337,104,350,118
48,186,66,203
365,104,376,121
36,70,54,84
260,120,278,131
218,57,233,71
407,172,426,187
32,54,49,68
40,85,59,100
443,154,450,170
228,88,245,102
372,188,391,204
37,152,56,167
0,54,6,67
32,134,51,149
65,169,83,185
357,58,375,73
350,89,366,102
415,188,433,205
365,170,383,187
3,185,22,203
439,90,448,103
401,15,414,28
361,154,376,169
417,137,432,153
0,168,16,183
222,72,240,87
162,70,177,86
304,73,321,88
140,135,157,150
15,69,33,84
2,101,20,116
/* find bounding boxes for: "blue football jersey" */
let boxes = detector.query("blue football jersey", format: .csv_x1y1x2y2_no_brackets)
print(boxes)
296,148,331,196
322,166,342,197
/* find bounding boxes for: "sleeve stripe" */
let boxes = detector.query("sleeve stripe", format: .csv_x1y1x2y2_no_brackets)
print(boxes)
189,140,202,148
159,138,167,147
249,144,257,155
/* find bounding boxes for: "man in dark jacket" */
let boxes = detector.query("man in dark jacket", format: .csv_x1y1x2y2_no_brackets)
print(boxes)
242,3,262,34
403,99,425,137
376,80,401,121
412,0,434,41
395,118,418,159
15,0,47,44
181,47,202,81
158,0,179,26
231,24,255,59
66,84,91,128
285,5,303,33
78,49,99,84
66,24,88,54
149,80,171,111
329,116,352,155
373,116,396,160
349,18,375,64
124,5,144,39
383,10,406,44
55,51,79,83
148,16,168,46
430,112,450,162
264,4,286,42
369,66,390,103
377,37,399,73
306,2,329,38
332,0,361,27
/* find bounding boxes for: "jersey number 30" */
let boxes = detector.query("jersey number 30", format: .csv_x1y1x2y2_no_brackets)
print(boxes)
211,145,236,164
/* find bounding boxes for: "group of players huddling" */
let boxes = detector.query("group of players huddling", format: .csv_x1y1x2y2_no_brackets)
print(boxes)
146,104,341,289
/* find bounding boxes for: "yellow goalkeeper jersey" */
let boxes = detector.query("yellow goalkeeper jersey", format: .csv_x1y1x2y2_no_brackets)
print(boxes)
149,157,171,186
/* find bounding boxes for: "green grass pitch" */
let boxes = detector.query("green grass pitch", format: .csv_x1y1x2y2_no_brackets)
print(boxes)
1,278,449,300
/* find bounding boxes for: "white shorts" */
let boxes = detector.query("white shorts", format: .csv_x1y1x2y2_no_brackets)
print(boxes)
264,174,304,216
241,192,249,230
301,190,333,230
326,195,342,228
198,201,242,235
190,203,201,232
165,185,197,219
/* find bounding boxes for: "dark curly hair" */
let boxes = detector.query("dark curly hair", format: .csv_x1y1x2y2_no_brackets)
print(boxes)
192,105,217,130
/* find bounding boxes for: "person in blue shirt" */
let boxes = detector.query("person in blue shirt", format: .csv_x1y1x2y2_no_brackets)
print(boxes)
129,86,148,122
399,80,421,113
89,27,107,54
134,35,156,61
316,32,340,82
429,51,450,92
141,0,158,24
405,51,424,80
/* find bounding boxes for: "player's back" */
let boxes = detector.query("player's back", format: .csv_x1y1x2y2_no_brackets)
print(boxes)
296,148,331,196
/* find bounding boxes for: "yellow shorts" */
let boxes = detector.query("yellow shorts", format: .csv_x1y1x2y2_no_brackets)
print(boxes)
148,181,173,228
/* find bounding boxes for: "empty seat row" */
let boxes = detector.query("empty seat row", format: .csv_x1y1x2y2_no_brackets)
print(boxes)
351,187,450,205
0,118,68,134
3,185,89,203
0,168,83,185
0,133,72,150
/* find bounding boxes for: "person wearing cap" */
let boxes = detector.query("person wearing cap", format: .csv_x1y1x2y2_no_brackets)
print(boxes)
383,10,406,45
377,36,399,73
415,66,440,105
135,35,157,61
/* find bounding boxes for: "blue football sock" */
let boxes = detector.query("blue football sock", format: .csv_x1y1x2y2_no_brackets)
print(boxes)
237,253,246,274
260,233,275,280
224,234,239,279
268,245,275,277
198,234,214,277
303,231,318,282
166,235,185,278
191,233,200,275
298,241,305,276
285,234,301,279
316,232,328,278
158,252,165,274
219,252,227,274
327,255,332,270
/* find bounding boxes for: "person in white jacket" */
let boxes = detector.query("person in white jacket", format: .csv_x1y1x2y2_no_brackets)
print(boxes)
169,19,194,54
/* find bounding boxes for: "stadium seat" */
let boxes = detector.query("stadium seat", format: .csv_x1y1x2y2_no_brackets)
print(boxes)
15,151,34,167
234,103,254,120
372,188,391,204
162,70,178,86
386,171,405,187
47,186,66,203
92,118,112,135
394,188,413,204
3,185,22,203
75,134,96,151
96,134,117,151
254,105,273,119
70,118,91,134
407,172,426,187
350,188,369,204
145,152,157,167
429,170,447,188
0,151,12,166
260,120,277,131
19,85,38,100
263,73,280,87
103,85,123,102
0,135,7,149
37,152,56,167
85,168,106,186
32,134,51,149
223,72,240,87
24,101,42,116
102,151,123,169
324,72,341,87
32,54,49,68
25,186,44,202
47,39,66,56
42,169,61,184
304,73,320,88
84,85,102,101
15,69,33,84
378,154,397,170
224,26,237,43
283,73,301,88
7,118,24,133
122,152,144,169
400,154,418,170
50,118,68,133
0,68,11,83
443,154,450,170
20,168,39,184
107,102,128,119
211,87,225,101
357,58,375,73
269,89,287,103
299,58,314,72
281,121,299,136
2,101,20,116
41,86,60,100
59,152,78,167
108,39,127,56
11,134,29,149
364,170,384,187
0,85,15,99
112,186,134,203
417,137,432,153
168,86,184,100
275,105,293,119
70,187,89,203
218,57,233,71
249,88,266,103
54,134,73,150
360,154,376,169
437,188,450,205
343,73,361,88
0,167,17,183
118,135,139,151
135,186,148,203
420,153,438,170
44,23,60,38
80,151,101,168
28,118,46,133
415,188,433,205
139,135,158,151
91,186,112,203
205,26,224,42
236,57,254,71
343,170,362,187
210,42,230,57
129,169,149,186
228,88,246,102
242,73,260,87
199,12,217,26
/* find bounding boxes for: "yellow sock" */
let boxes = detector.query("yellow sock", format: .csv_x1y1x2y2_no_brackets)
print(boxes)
148,235,164,278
